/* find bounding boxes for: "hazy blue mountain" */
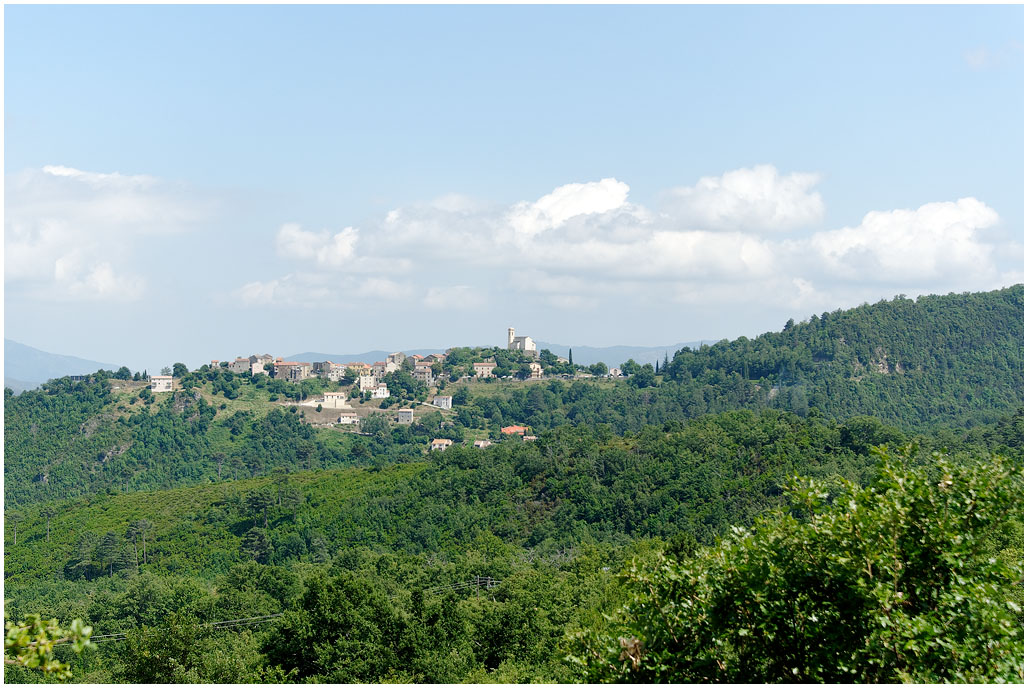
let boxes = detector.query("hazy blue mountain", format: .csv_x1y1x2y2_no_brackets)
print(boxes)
4,377,38,395
285,348,448,364
536,341,712,367
5,339,119,391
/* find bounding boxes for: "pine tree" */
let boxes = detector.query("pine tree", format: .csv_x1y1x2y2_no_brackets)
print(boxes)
98,531,121,577
40,504,55,543
131,519,152,565
7,509,22,546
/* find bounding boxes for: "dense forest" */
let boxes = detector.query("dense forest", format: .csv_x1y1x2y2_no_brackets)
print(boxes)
4,286,1023,682
5,286,1022,509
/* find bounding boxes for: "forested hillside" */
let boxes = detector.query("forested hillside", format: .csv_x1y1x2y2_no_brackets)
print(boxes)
4,411,1022,682
5,286,1023,511
665,285,1024,429
3,286,1023,682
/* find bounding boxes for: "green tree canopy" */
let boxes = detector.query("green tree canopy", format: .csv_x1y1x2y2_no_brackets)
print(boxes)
569,447,1024,683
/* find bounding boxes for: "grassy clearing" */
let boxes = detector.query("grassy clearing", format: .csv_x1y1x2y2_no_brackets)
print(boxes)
197,383,278,420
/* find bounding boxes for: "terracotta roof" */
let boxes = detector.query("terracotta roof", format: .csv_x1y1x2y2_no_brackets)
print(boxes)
501,425,528,435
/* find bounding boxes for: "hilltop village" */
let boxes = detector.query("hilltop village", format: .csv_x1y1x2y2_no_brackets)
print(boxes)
141,328,636,451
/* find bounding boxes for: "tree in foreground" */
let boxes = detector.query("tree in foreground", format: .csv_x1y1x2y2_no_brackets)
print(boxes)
567,447,1024,683
4,613,93,679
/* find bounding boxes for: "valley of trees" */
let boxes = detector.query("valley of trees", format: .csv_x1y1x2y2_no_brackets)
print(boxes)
3,286,1023,682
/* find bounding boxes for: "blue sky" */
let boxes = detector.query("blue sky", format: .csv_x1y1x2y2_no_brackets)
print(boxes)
5,5,1024,372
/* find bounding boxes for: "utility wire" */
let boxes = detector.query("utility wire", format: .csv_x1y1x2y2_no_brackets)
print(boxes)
89,613,284,644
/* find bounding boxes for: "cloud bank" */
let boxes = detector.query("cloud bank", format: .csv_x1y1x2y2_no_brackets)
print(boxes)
663,164,825,232
5,165,210,301
238,164,1019,313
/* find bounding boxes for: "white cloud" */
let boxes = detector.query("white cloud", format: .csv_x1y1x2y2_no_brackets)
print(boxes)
5,165,209,301
663,164,824,232
41,164,158,189
423,285,487,310
808,198,1000,283
506,178,630,240
276,223,359,268
964,47,989,69
428,193,486,213
963,42,1022,71
233,273,413,307
235,277,285,306
235,170,1017,315
57,260,144,302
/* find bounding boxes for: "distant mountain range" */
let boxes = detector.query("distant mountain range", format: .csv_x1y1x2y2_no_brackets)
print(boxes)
287,341,712,368
4,339,118,393
286,349,448,365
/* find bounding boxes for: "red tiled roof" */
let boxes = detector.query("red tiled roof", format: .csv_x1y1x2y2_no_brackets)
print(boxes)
501,425,528,435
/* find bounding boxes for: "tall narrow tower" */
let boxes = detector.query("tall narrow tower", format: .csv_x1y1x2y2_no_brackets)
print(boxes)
508,327,515,348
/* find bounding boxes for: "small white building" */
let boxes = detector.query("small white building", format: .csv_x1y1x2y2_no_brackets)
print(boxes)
507,327,538,357
431,438,453,452
397,408,414,424
371,383,390,399
149,375,173,393
473,362,496,379
273,361,312,382
473,439,492,449
321,391,351,409
433,395,453,410
229,357,265,375
337,412,360,425
528,362,543,380
608,367,623,377
313,361,347,381
358,375,378,392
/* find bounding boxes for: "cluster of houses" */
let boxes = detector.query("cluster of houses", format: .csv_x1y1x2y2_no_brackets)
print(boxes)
144,328,557,452
203,327,545,396
427,426,538,454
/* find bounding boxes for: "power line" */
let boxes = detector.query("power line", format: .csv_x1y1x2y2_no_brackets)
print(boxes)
88,613,284,644
422,575,501,596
